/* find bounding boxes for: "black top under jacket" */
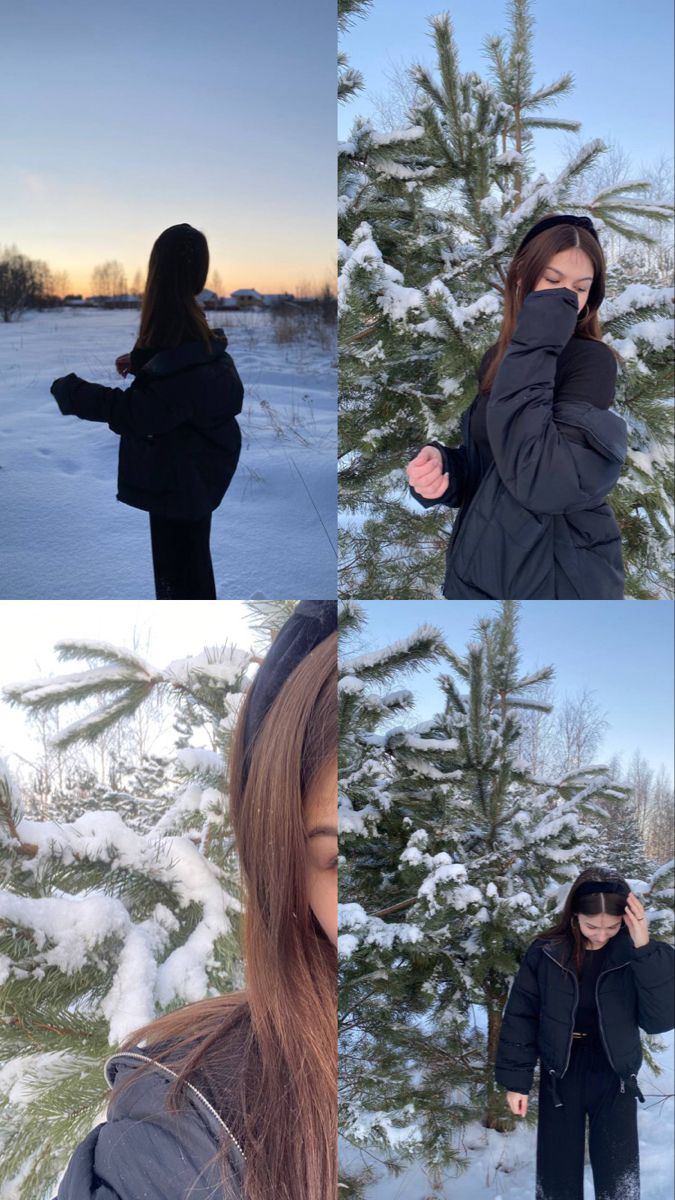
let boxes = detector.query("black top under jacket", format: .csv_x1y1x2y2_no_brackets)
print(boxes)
50,330,244,521
574,942,610,1035
494,925,675,1107
55,1040,246,1200
409,287,628,599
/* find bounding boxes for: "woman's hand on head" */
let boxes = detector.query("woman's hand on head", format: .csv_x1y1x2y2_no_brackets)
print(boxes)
506,1091,528,1117
406,445,449,499
623,891,650,949
115,353,131,377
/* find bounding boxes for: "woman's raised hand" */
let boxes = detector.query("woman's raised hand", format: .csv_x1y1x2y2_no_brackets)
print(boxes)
623,891,650,949
115,353,131,378
506,1091,528,1117
406,445,449,499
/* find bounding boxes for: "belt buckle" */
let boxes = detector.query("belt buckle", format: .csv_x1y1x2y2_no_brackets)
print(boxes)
572,1032,588,1039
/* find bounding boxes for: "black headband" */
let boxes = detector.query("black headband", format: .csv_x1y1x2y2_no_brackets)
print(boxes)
574,880,629,900
240,600,337,784
515,214,600,256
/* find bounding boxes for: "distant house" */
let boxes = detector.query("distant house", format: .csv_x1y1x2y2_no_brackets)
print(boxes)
196,288,220,310
93,293,141,309
261,292,295,307
230,288,264,308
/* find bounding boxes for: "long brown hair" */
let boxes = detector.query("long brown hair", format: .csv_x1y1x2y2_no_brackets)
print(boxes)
535,865,629,975
135,222,215,350
480,213,622,396
113,629,338,1200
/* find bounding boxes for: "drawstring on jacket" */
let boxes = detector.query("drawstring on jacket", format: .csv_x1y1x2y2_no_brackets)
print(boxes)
625,1074,645,1103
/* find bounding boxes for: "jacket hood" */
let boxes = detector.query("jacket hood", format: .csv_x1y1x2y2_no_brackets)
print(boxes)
139,329,229,379
103,1044,246,1163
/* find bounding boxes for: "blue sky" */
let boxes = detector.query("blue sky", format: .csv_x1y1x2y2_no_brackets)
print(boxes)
1,0,336,295
339,0,674,176
345,601,674,777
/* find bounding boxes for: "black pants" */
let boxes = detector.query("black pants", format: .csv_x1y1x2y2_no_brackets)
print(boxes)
536,1033,639,1200
149,513,216,600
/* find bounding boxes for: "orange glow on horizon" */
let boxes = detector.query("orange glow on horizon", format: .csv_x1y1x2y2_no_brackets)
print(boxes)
63,271,335,300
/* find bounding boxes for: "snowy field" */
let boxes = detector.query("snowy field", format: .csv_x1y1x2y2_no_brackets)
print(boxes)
342,1030,674,1199
0,308,336,599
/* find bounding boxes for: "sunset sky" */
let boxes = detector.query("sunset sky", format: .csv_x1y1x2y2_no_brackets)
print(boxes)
1,0,336,296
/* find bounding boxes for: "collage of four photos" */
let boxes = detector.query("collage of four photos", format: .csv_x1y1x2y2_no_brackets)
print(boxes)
1,1,674,1198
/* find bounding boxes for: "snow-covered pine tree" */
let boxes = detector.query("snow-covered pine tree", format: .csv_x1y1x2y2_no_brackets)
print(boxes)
594,787,654,880
0,609,291,1200
338,0,675,598
646,858,675,942
338,600,455,1180
339,601,634,1182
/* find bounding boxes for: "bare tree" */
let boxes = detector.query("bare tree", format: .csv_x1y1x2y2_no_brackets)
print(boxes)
31,259,54,310
644,765,674,863
369,55,425,131
626,749,654,842
91,260,128,300
130,268,144,297
515,677,556,777
0,245,40,322
295,275,318,299
209,269,224,298
553,687,609,775
16,705,75,817
52,270,70,300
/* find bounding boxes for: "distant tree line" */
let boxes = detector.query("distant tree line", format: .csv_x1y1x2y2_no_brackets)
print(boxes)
0,243,337,323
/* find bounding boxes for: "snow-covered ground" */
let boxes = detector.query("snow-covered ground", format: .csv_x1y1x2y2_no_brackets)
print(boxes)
0,308,336,598
342,1030,674,1198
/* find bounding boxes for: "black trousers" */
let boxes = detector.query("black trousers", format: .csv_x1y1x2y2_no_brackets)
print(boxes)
149,512,216,600
536,1033,639,1200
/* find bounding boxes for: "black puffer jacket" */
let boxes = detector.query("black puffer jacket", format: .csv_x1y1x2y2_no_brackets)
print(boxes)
54,1045,246,1200
495,926,675,1107
409,288,627,599
50,330,243,521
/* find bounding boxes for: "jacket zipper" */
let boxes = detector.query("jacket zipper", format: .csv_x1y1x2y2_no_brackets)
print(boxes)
595,962,631,1093
543,947,578,1081
103,1050,247,1161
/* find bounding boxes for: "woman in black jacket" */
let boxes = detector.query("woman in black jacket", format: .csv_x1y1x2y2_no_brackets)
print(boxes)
53,601,338,1200
50,223,244,600
495,866,675,1200
407,213,627,600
